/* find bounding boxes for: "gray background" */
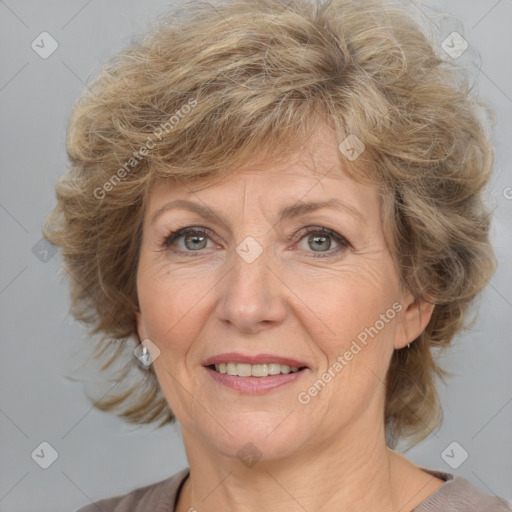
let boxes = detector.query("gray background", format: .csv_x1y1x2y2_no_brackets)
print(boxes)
0,1,510,510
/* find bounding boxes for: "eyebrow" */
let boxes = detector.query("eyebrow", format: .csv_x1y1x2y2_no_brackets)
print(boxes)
151,197,364,226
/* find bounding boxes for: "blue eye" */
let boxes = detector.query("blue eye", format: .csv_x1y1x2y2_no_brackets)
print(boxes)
163,227,212,253
162,226,351,258
295,227,350,258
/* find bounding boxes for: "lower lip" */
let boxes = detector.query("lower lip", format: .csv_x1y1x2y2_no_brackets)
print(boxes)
205,366,307,394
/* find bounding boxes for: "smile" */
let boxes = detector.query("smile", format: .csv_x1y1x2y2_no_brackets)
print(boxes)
211,363,304,377
203,353,310,393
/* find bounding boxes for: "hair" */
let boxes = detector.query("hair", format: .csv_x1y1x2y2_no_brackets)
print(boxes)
43,0,497,449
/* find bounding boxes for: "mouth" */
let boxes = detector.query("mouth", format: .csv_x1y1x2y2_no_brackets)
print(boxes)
202,353,310,393
208,362,308,377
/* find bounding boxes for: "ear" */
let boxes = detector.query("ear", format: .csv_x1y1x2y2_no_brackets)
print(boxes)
394,293,435,349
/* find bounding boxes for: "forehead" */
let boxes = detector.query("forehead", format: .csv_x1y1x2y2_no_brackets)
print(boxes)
145,132,378,219
146,171,376,234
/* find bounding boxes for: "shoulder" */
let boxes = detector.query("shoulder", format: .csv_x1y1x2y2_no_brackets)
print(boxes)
413,468,512,512
74,468,190,512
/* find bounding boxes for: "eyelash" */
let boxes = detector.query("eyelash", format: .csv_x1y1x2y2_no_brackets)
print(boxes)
161,226,351,259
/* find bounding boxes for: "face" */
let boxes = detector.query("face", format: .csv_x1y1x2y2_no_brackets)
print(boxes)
136,131,432,463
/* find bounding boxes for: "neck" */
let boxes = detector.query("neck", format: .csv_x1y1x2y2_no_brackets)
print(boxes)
175,421,428,512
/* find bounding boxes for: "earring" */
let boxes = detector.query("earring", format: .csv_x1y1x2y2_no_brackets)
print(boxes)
139,345,152,369
407,343,411,349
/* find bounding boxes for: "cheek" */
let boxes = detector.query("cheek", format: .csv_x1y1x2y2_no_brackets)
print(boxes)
306,291,398,422
301,263,398,338
300,262,400,388
136,262,214,355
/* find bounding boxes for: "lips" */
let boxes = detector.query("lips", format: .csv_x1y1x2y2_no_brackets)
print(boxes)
202,353,309,369
213,362,301,377
202,353,310,392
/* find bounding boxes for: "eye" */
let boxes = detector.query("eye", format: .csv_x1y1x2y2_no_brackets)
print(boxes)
161,225,351,258
162,227,215,255
294,226,351,258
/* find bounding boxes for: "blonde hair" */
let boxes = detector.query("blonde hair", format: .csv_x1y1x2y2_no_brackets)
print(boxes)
43,0,497,448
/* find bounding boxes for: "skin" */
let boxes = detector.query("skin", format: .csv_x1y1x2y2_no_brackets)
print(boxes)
135,129,445,512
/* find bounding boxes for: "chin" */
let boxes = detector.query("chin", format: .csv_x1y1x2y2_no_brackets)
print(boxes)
196,411,318,464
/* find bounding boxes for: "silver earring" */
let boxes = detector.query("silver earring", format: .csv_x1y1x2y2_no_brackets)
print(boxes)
139,345,152,369
407,343,411,349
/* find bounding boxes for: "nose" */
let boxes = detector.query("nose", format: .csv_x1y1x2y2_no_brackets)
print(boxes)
215,245,288,335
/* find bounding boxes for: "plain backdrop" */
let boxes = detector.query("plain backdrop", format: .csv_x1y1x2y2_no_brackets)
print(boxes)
0,1,511,511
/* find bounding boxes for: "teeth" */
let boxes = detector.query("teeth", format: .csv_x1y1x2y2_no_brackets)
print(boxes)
268,363,281,375
237,363,252,377
213,363,302,377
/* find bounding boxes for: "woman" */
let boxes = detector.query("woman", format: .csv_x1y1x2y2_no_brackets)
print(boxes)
43,0,511,510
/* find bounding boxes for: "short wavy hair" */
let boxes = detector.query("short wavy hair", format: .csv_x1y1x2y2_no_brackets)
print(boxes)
43,0,497,448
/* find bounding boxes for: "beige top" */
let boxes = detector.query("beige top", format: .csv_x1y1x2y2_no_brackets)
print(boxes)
75,467,512,511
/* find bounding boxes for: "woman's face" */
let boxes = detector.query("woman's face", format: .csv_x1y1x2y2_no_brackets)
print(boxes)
136,132,432,462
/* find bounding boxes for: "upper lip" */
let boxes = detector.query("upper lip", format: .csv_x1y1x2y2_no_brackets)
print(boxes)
203,353,309,368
